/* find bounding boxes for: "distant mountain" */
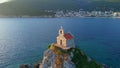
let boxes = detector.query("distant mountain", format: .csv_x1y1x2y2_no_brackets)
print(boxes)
0,0,120,15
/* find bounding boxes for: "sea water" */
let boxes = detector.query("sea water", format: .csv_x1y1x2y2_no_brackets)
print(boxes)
0,18,120,68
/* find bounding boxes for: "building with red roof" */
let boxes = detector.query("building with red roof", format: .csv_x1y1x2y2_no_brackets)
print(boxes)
55,26,75,49
64,33,73,40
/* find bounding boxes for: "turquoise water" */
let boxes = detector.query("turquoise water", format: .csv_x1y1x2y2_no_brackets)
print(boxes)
0,18,120,68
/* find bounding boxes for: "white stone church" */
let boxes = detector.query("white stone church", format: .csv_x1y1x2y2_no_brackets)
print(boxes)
55,27,75,49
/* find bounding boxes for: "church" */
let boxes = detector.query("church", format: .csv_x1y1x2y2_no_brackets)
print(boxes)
55,26,75,49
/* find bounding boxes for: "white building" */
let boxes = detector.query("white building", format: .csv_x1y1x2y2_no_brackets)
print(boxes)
55,27,75,49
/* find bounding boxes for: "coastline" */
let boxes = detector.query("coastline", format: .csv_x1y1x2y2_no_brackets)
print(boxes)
0,16,120,18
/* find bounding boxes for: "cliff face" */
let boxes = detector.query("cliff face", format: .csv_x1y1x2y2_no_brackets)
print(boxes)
39,44,106,68
39,44,75,68
39,49,75,68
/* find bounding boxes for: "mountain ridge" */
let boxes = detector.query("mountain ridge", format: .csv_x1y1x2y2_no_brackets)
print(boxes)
0,0,120,15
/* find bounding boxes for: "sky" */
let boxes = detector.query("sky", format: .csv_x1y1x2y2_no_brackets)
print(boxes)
0,0,120,4
0,0,12,4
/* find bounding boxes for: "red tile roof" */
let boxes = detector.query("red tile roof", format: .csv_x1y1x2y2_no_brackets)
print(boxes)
64,33,73,40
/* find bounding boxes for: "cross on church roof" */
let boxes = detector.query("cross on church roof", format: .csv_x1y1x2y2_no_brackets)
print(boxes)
60,26,63,29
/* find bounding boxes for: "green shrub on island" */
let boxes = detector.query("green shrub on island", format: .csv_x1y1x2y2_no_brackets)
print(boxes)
68,48,102,68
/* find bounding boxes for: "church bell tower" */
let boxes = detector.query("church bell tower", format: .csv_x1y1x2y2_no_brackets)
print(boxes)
59,26,64,36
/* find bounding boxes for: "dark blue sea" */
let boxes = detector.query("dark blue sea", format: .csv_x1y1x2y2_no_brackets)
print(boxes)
0,18,120,68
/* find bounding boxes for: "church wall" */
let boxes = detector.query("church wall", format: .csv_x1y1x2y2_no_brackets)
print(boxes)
57,36,66,47
66,39,75,48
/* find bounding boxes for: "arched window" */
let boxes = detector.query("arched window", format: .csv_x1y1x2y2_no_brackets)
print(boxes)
60,30,62,34
60,40,62,45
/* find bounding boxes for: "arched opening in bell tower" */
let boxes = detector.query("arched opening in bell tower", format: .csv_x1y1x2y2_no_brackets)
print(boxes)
60,30,62,34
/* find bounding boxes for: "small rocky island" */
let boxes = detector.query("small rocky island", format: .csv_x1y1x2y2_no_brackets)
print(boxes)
20,27,110,68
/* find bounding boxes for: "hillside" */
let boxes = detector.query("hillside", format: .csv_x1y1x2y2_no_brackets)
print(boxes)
0,0,120,16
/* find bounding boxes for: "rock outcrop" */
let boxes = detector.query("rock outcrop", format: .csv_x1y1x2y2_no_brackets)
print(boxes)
39,44,75,68
20,64,31,68
39,44,108,68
